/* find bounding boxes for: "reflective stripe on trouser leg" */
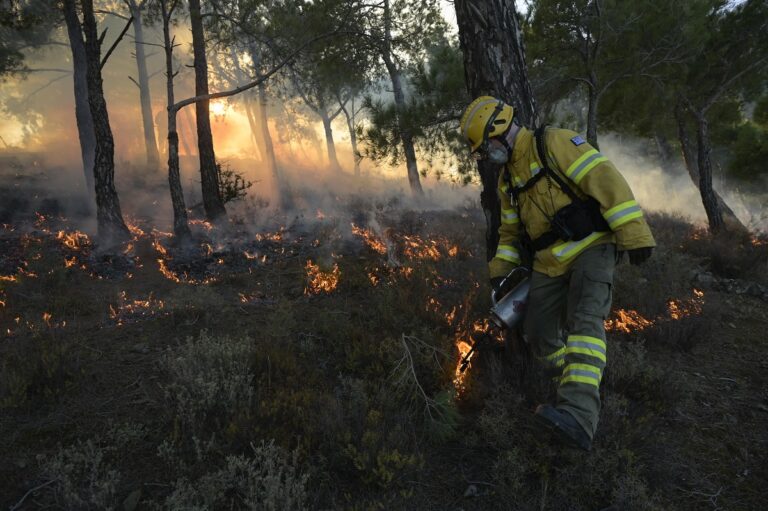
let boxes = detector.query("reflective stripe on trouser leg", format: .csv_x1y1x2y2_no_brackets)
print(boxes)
556,244,615,438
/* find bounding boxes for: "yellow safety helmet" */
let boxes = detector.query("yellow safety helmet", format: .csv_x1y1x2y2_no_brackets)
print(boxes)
459,96,515,153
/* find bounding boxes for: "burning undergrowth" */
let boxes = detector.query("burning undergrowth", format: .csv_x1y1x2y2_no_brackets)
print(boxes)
2,204,765,510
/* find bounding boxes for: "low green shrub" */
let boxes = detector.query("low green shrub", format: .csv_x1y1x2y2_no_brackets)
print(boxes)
160,441,309,511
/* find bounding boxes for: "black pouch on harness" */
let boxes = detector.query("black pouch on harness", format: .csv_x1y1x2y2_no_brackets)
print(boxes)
551,198,607,241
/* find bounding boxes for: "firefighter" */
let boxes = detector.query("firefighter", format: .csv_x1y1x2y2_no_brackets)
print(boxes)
459,96,655,450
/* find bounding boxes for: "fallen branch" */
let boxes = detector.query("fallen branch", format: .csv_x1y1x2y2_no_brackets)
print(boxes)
10,479,57,511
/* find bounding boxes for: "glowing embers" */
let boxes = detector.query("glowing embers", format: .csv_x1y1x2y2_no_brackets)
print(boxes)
109,290,166,326
304,259,340,295
605,288,705,332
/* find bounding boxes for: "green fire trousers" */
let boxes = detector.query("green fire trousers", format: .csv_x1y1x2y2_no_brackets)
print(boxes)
523,243,616,438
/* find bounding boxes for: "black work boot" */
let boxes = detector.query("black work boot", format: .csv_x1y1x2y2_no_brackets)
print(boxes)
534,404,592,451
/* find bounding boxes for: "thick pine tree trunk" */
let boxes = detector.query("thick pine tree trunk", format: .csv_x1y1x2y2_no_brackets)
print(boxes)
128,0,160,170
454,0,538,260
78,0,130,244
189,0,226,221
62,1,95,201
161,0,190,239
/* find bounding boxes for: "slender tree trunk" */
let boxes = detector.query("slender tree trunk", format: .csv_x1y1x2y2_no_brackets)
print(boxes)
250,45,291,208
694,113,725,232
382,0,422,195
161,0,190,239
675,101,743,231
62,1,95,202
320,110,340,172
188,0,226,221
179,106,195,155
128,0,160,170
342,95,360,177
78,0,130,244
383,56,423,195
454,0,538,260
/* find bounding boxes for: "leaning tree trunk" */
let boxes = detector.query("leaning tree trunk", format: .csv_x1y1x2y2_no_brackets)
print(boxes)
320,110,341,172
189,0,226,221
62,0,95,202
674,102,743,231
455,0,539,261
694,113,725,232
78,0,130,244
128,0,160,170
161,0,190,239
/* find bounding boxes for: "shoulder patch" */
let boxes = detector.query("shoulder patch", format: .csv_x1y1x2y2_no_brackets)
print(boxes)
570,135,586,146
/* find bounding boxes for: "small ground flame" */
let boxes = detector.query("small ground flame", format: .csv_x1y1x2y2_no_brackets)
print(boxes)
305,259,340,295
605,309,655,333
351,223,387,254
453,319,490,394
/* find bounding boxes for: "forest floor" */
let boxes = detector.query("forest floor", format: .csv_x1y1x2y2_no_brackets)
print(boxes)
1,166,768,510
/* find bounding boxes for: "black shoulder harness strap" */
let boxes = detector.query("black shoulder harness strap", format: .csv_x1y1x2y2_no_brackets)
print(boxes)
532,126,581,202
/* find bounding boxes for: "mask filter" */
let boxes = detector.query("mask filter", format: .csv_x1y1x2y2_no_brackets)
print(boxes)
487,146,509,165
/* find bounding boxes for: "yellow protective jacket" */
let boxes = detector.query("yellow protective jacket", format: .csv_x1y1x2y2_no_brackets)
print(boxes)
489,127,656,279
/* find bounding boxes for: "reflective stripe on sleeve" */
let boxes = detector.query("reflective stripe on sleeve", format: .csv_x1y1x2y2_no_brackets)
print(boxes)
551,231,609,261
565,149,608,184
565,335,607,363
501,208,519,225
495,244,521,264
560,363,602,387
603,200,643,229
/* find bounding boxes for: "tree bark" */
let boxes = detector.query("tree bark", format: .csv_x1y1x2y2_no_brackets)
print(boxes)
161,0,190,239
694,112,724,232
586,78,599,149
188,0,226,221
455,0,539,260
77,0,130,244
62,0,95,202
128,0,160,170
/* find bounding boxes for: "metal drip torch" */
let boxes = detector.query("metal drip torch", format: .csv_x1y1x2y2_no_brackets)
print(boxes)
459,267,531,373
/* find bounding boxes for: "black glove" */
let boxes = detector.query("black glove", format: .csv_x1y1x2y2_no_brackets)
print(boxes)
628,247,653,265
